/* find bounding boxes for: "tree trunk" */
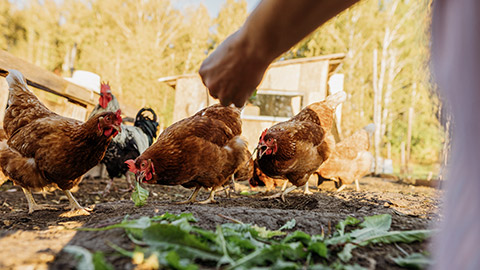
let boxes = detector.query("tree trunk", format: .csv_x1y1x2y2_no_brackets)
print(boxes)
400,141,406,175
373,49,382,175
406,83,416,174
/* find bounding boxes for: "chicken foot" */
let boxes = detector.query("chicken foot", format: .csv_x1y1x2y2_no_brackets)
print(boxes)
197,187,218,204
22,187,56,214
101,178,116,195
264,185,298,202
336,179,361,192
175,186,201,204
100,174,134,195
304,182,313,195
61,190,90,216
222,174,239,198
121,173,135,192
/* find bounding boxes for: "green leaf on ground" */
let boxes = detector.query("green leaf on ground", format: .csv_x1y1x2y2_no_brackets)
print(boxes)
79,213,433,270
392,252,432,269
64,246,114,270
279,219,296,231
64,246,94,270
131,181,149,207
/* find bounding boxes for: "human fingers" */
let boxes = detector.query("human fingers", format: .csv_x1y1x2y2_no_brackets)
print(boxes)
232,87,254,108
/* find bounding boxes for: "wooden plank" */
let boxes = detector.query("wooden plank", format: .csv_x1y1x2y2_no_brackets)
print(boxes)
0,50,97,106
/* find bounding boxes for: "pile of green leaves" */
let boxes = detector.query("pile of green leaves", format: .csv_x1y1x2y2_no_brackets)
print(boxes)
66,213,433,270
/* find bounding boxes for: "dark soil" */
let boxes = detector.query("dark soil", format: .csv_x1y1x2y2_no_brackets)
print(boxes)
0,174,441,270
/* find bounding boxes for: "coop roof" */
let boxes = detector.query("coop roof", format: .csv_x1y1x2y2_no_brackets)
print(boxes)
158,53,346,89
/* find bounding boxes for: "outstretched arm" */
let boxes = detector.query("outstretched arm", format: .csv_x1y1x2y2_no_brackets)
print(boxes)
199,0,359,107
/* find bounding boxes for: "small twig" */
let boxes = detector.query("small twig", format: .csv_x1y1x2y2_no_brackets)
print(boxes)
328,220,332,236
394,243,410,256
217,213,244,224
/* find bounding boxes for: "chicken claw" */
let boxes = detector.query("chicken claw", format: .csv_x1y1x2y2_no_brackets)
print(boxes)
59,190,91,216
175,186,201,204
198,187,217,204
22,187,56,214
264,185,297,202
197,188,218,204
28,204,57,214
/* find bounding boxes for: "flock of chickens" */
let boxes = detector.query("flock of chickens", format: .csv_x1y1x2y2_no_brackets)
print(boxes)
0,70,373,215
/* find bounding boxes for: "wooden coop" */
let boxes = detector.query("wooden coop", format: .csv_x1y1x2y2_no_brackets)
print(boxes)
0,50,99,123
159,53,346,150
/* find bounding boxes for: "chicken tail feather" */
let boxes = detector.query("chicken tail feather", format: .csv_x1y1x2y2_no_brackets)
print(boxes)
6,69,31,94
325,91,347,109
0,141,49,190
224,136,249,174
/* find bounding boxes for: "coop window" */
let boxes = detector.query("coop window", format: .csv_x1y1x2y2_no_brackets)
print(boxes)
243,89,303,120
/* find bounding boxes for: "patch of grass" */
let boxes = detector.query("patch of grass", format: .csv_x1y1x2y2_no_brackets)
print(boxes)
71,213,434,269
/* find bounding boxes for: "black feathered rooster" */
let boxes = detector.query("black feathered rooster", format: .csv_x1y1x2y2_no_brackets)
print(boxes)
88,83,159,194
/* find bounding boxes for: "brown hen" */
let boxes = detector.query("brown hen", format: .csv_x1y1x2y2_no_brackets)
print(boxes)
0,70,122,214
316,124,374,191
126,104,250,204
255,91,346,201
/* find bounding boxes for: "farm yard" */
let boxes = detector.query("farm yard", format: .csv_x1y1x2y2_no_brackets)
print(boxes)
0,176,440,269
0,0,447,269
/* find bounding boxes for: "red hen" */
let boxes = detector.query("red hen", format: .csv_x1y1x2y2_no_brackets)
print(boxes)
255,91,346,201
126,104,250,204
0,70,122,214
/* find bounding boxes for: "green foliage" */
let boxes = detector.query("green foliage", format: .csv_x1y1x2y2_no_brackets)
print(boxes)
64,246,114,270
131,181,149,207
74,212,433,269
213,0,248,48
327,214,433,263
289,0,442,167
392,252,432,269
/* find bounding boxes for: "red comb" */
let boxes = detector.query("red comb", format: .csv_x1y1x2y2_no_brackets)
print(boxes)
100,82,111,93
115,109,123,124
259,128,268,142
125,160,137,173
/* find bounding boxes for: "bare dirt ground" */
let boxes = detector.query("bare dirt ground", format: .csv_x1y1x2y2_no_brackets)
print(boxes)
0,175,441,270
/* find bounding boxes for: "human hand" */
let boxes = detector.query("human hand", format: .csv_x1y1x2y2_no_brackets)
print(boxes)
199,30,270,107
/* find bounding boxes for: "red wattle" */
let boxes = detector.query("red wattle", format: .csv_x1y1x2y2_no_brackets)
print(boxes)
104,128,113,137
99,97,108,108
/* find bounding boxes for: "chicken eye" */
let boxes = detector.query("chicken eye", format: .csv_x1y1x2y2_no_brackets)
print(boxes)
106,116,111,121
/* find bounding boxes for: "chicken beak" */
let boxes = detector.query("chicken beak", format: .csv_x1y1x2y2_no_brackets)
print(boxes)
136,171,145,183
113,124,121,133
257,144,268,159
111,124,121,138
